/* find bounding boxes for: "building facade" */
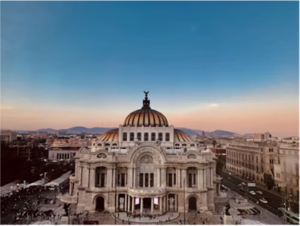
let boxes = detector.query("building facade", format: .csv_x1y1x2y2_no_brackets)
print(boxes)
0,130,17,143
62,93,220,214
226,140,278,184
274,144,299,199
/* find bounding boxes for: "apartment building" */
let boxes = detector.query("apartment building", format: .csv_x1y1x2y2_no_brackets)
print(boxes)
226,140,278,185
274,143,299,198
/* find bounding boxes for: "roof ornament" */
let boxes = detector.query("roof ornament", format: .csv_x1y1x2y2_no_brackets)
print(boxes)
142,91,151,109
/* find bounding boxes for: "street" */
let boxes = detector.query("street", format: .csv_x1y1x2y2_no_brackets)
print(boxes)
221,170,284,216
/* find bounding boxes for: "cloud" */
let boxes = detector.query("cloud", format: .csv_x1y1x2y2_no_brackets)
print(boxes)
207,103,219,109
1,105,15,110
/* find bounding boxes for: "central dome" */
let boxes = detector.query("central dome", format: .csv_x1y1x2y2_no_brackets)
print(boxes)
123,92,169,127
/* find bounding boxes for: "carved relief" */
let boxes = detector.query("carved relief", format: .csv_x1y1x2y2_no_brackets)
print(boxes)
97,153,107,158
187,154,196,159
140,155,153,163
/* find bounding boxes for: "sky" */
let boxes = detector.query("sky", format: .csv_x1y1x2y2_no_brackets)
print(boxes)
1,1,299,137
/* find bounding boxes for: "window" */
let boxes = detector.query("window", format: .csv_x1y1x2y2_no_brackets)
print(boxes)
151,133,156,141
144,133,149,141
150,173,154,187
158,133,163,141
278,158,280,164
269,148,273,153
182,144,187,146
123,133,127,141
145,173,149,187
137,133,141,141
276,173,280,178
191,144,195,147
130,133,134,141
168,173,172,187
140,174,143,187
166,133,170,141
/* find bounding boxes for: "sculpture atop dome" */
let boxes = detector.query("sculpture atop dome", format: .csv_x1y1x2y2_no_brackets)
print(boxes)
142,91,150,109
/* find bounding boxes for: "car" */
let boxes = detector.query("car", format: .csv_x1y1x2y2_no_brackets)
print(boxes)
249,191,256,195
257,191,263,195
241,182,246,186
265,197,271,202
260,198,268,203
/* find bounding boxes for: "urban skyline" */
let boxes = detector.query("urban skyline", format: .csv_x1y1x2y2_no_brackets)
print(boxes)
1,1,299,137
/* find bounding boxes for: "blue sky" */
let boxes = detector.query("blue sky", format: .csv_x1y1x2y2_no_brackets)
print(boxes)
1,1,299,136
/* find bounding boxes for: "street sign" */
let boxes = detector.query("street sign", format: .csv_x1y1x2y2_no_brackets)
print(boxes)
248,183,256,187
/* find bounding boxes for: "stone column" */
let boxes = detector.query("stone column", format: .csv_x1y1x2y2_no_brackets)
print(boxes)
112,169,115,188
157,168,161,187
210,167,213,187
69,182,73,195
132,196,135,212
107,168,112,188
176,169,180,188
159,197,162,213
203,169,207,189
182,169,187,188
173,173,175,187
198,169,203,189
89,167,95,189
151,198,154,214
78,166,82,185
127,195,130,212
206,168,210,188
175,194,177,211
127,168,132,188
125,194,127,212
148,174,151,187
133,168,136,188
140,198,143,214
82,166,89,187
161,168,166,187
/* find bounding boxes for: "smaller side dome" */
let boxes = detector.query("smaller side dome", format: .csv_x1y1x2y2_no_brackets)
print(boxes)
99,128,119,142
174,129,194,142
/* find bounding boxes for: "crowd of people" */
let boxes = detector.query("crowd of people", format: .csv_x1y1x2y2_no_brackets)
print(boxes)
1,185,64,224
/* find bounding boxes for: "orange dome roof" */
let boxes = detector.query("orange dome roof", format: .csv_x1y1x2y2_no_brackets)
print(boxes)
124,92,169,127
100,128,119,142
174,129,194,142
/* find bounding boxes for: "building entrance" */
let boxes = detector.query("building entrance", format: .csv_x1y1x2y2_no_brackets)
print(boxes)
96,197,105,211
143,198,151,209
188,197,197,211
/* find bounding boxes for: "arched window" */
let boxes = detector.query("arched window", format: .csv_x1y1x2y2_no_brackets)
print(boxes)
144,133,149,141
175,144,180,146
130,132,134,141
105,143,110,146
98,143,102,146
112,143,117,146
151,133,156,141
166,133,170,141
137,133,141,141
182,144,187,146
123,133,127,141
158,133,163,141
191,144,195,147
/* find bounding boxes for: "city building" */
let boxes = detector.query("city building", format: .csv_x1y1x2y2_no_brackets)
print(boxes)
226,140,278,185
0,130,17,143
48,137,86,161
274,143,299,199
61,93,221,214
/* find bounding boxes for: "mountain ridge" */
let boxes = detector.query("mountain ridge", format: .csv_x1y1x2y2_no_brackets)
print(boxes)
7,126,248,137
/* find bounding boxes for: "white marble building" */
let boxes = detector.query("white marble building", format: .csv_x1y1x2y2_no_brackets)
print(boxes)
63,92,221,214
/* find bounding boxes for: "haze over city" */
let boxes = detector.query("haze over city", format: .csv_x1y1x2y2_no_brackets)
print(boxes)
1,1,299,137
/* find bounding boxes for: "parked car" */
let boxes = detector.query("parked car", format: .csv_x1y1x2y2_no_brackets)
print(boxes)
260,198,268,203
241,182,246,186
249,191,256,195
257,191,263,195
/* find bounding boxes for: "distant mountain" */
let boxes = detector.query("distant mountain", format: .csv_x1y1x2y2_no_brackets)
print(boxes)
212,130,241,137
7,126,247,138
175,127,199,136
66,127,114,134
38,128,59,133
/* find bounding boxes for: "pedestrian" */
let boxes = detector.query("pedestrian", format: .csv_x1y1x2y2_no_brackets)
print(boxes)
203,221,205,225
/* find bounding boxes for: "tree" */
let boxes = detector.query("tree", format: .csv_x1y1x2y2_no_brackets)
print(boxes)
212,140,217,148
